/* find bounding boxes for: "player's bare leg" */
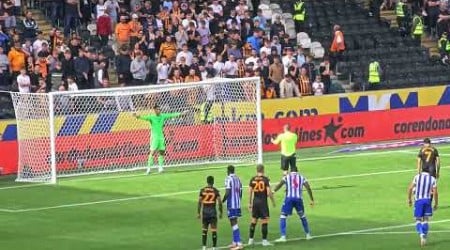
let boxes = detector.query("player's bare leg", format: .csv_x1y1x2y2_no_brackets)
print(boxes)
146,150,156,174
158,150,165,173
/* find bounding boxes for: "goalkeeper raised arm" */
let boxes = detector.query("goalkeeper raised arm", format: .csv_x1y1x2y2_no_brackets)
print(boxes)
133,105,188,174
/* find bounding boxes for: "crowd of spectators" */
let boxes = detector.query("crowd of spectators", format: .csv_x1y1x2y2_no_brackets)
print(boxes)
0,0,337,99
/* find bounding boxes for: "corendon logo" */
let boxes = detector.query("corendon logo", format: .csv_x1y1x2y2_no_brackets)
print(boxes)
394,117,450,134
294,117,365,144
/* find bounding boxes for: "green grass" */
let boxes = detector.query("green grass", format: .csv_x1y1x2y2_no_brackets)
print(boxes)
0,145,450,250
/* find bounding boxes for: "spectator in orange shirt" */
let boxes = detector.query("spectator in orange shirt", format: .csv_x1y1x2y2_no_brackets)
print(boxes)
129,13,143,49
159,35,177,62
8,41,26,79
115,15,131,46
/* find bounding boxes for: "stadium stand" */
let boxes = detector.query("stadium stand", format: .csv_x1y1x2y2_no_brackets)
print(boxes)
0,0,449,119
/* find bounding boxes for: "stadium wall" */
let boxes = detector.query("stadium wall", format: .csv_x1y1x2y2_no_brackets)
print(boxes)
0,85,449,174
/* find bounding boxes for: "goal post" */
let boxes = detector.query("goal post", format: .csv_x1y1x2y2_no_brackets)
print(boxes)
10,77,263,183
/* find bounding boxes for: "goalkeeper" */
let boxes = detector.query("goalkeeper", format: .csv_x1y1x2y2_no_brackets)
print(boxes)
133,105,188,174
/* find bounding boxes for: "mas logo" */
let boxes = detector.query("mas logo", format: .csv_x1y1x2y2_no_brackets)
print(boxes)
339,92,418,113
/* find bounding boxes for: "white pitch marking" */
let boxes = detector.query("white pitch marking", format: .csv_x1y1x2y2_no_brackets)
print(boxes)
1,165,448,213
0,183,47,190
213,219,450,249
348,230,450,235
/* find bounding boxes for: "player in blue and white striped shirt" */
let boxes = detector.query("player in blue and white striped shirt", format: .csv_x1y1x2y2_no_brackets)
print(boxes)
408,169,438,247
273,167,314,242
222,165,243,250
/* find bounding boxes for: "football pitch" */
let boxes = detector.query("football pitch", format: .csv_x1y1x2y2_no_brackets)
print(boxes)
0,144,450,250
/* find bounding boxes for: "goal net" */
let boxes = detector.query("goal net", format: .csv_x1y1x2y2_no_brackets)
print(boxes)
10,77,262,183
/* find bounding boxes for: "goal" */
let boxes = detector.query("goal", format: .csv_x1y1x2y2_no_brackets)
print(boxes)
10,77,262,183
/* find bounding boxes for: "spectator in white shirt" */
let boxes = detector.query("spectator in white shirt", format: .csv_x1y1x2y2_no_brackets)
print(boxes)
259,39,272,57
17,68,31,93
213,55,225,77
176,44,193,66
32,31,46,56
96,0,107,19
67,76,79,91
156,56,170,84
245,49,259,67
312,75,325,96
223,55,238,77
279,74,300,98
282,48,295,74
209,0,223,14
204,46,216,63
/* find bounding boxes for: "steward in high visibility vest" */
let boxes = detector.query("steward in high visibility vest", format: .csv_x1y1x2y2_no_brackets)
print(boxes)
368,61,381,90
438,33,450,55
412,13,423,46
293,0,306,32
395,0,406,29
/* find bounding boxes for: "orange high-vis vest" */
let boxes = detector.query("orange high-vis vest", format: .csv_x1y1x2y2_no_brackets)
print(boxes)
330,30,345,52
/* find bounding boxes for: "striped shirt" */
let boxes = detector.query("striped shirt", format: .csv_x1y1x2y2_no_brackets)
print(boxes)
413,173,436,200
225,174,242,209
283,172,307,199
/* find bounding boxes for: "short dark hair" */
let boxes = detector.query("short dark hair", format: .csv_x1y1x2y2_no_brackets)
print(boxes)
153,104,160,109
256,164,264,173
207,176,214,185
423,138,431,144
291,166,298,172
227,165,235,174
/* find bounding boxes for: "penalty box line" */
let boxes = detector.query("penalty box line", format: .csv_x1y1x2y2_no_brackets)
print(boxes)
213,219,450,250
0,165,448,213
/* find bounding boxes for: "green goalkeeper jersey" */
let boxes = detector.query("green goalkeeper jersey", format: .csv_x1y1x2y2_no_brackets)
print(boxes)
138,113,181,138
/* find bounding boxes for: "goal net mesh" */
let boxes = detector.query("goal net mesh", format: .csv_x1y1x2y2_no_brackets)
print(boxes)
10,77,261,183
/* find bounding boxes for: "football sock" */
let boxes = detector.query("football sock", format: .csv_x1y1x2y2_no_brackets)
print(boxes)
280,215,287,236
158,155,164,166
212,231,217,247
422,222,429,236
232,224,241,243
249,223,256,239
202,229,207,246
147,155,154,167
301,216,310,234
262,223,268,240
416,221,423,235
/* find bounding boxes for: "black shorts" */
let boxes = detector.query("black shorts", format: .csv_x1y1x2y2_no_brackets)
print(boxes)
423,166,437,177
252,201,269,219
202,216,217,228
281,154,296,171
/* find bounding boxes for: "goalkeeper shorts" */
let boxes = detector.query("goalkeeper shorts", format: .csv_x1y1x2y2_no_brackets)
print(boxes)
150,137,166,151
